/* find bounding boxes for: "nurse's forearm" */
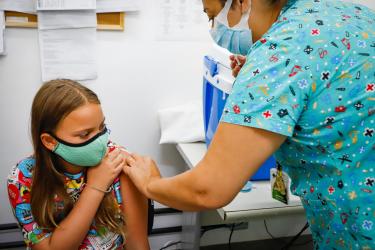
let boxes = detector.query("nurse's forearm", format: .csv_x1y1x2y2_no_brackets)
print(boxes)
146,172,212,211
145,124,286,211
146,161,240,211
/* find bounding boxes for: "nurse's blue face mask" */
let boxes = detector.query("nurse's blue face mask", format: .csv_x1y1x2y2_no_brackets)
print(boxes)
209,0,253,55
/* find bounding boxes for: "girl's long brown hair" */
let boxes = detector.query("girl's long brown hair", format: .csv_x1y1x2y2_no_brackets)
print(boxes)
30,79,125,238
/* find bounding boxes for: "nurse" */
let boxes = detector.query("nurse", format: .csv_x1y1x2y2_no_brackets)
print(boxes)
125,0,375,249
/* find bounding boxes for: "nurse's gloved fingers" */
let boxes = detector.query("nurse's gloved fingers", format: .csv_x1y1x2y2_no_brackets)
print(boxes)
130,153,144,162
236,55,246,65
230,60,237,70
125,155,137,167
229,55,236,69
232,66,241,77
119,149,132,161
229,55,246,71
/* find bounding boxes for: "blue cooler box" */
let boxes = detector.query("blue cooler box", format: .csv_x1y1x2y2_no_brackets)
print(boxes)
203,44,275,181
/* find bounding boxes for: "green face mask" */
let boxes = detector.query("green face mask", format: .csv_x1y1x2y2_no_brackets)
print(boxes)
52,127,109,167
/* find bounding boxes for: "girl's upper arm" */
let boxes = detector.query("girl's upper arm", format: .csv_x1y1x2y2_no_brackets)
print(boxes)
119,173,150,250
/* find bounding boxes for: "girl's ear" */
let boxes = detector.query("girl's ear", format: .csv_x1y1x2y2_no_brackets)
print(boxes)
40,133,58,151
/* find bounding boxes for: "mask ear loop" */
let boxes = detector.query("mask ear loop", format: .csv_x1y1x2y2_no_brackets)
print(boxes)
214,0,232,27
52,142,60,152
233,0,251,30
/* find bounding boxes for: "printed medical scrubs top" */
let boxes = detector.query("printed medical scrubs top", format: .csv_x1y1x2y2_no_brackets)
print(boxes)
221,0,375,249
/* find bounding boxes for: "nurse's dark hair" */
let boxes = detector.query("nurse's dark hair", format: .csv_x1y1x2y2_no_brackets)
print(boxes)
30,79,125,239
267,0,281,4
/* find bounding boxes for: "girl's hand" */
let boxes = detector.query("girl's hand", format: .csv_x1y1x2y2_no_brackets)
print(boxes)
87,148,124,191
229,54,246,77
123,154,161,197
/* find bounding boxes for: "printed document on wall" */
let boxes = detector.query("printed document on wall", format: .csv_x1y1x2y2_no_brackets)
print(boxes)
0,0,36,14
38,10,97,30
154,0,210,41
0,11,4,55
96,0,139,13
37,0,96,10
39,28,97,81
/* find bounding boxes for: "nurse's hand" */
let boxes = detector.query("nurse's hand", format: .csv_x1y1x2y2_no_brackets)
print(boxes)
123,154,161,197
229,55,246,77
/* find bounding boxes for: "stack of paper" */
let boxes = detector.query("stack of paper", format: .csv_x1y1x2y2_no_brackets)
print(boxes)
0,11,5,55
37,0,96,11
37,0,97,81
0,0,37,14
0,0,140,13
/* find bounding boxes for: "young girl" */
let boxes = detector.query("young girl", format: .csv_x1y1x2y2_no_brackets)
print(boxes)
7,79,150,250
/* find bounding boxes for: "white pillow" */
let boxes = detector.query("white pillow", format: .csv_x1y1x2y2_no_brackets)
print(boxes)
158,100,205,144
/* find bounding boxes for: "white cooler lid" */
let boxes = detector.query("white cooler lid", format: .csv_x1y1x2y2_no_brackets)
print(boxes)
204,43,236,94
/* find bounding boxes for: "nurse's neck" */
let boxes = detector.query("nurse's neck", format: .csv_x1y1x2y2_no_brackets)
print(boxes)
249,0,287,42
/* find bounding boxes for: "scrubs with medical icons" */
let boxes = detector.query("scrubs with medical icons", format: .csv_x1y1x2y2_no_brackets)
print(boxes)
221,0,375,248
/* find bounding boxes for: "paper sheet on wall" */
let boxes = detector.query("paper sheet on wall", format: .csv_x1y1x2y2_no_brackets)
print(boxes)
0,11,4,55
154,0,210,41
39,27,97,81
0,0,36,13
96,0,139,13
37,0,96,10
38,10,97,29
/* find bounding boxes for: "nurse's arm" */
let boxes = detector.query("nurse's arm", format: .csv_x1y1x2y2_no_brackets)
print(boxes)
126,122,286,211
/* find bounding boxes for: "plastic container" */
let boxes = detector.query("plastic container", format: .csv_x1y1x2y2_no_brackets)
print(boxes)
203,44,275,181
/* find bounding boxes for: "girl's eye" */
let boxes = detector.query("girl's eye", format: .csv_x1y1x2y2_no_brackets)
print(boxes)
79,132,89,139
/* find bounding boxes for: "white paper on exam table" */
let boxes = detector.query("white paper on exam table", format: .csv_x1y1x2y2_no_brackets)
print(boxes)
0,0,36,14
39,27,97,81
37,0,96,11
96,0,139,13
38,10,97,30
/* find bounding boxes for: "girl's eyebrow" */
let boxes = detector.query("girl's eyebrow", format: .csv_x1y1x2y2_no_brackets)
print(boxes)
74,118,106,134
